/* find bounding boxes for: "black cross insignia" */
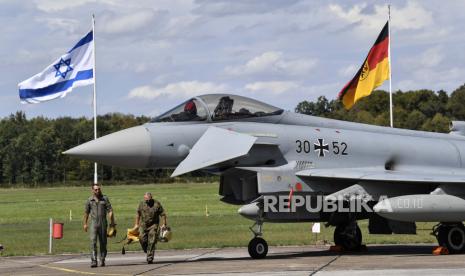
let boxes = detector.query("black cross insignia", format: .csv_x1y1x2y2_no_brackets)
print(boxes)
314,138,329,157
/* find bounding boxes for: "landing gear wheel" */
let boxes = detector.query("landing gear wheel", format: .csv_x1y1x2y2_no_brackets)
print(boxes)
437,224,465,254
248,237,268,259
334,223,362,251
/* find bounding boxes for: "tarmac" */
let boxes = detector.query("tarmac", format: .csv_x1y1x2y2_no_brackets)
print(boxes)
2,244,465,275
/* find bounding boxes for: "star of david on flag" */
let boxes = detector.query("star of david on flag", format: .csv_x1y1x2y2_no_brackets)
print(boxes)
54,58,73,79
18,30,94,104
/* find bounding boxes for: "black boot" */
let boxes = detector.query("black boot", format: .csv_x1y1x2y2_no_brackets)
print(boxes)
91,251,98,268
100,251,107,267
147,248,155,264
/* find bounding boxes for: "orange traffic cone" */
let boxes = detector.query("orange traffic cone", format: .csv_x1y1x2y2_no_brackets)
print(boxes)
432,246,449,255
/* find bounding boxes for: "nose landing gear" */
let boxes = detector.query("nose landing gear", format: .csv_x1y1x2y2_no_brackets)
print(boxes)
248,219,268,259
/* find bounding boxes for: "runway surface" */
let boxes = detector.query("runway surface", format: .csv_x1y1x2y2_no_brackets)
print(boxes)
2,244,465,275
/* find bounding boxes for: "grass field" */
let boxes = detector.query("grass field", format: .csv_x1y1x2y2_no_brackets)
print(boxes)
0,182,437,256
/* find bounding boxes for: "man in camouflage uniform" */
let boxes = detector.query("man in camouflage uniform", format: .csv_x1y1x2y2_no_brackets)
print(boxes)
134,192,167,264
83,184,115,268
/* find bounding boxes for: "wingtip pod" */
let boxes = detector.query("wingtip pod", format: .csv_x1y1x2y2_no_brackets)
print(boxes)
63,126,152,168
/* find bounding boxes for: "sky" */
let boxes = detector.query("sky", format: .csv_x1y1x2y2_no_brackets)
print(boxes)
2,0,465,119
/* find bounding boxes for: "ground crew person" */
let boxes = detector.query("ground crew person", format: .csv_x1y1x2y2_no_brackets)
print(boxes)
134,192,167,264
83,183,115,268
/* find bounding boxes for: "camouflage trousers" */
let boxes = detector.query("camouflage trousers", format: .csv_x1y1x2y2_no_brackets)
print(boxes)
89,223,107,261
139,224,159,261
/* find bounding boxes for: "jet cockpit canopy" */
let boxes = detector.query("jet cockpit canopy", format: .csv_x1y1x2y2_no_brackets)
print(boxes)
152,94,283,123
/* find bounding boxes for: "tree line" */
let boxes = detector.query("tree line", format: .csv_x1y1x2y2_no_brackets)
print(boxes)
0,113,218,187
1,84,464,187
296,84,465,133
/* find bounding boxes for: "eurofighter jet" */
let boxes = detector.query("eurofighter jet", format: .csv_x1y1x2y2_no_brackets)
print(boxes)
65,94,465,258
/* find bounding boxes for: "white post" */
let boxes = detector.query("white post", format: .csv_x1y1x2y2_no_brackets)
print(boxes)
92,14,98,184
388,5,393,128
49,218,53,254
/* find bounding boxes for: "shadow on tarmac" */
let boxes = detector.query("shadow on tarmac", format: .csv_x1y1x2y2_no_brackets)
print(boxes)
109,245,438,267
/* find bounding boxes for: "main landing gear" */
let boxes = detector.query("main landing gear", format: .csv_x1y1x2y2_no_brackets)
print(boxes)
433,223,465,253
333,221,363,251
248,219,268,259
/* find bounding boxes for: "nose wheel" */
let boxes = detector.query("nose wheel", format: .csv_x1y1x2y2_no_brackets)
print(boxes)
248,237,268,259
248,219,268,259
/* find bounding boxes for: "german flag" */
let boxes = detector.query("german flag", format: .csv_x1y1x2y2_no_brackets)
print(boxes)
338,22,390,109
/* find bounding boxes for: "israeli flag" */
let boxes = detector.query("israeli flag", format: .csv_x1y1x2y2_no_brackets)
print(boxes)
18,31,94,104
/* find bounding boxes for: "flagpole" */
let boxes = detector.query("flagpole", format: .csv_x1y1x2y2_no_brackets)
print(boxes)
92,14,98,184
388,5,393,128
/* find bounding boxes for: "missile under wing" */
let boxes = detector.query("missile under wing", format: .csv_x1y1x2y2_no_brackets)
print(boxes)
65,94,465,258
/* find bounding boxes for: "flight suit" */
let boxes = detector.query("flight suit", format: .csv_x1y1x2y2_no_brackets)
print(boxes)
85,195,112,264
137,199,165,262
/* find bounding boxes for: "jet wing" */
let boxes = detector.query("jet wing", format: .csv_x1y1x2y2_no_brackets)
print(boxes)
171,127,257,177
296,167,465,183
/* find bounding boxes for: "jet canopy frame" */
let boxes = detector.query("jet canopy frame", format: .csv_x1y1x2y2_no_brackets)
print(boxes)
152,94,283,123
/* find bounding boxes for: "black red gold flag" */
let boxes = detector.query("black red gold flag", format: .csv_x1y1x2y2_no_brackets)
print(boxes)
338,22,390,109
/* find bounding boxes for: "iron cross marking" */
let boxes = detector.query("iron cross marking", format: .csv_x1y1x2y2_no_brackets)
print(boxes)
314,138,329,157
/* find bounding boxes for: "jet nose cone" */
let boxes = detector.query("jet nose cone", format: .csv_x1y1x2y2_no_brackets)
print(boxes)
64,126,152,168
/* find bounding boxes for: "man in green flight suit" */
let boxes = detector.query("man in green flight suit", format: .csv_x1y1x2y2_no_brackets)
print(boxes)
83,183,116,268
134,192,167,264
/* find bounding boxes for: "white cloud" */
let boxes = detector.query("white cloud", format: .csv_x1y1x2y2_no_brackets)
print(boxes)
36,17,80,32
3,0,465,118
418,47,444,68
396,44,465,91
329,1,433,31
338,64,358,78
128,81,229,100
391,1,433,30
99,10,158,34
193,0,301,17
245,81,299,95
225,51,317,77
161,14,200,38
33,0,114,12
398,66,465,92
401,46,444,70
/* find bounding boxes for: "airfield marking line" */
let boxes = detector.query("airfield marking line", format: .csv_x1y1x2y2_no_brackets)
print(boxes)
308,254,341,276
154,270,313,275
39,263,132,276
185,248,223,261
134,248,223,276
1,255,77,268
44,255,132,276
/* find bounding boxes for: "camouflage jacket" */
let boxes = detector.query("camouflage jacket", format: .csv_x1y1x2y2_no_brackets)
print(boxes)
137,199,165,228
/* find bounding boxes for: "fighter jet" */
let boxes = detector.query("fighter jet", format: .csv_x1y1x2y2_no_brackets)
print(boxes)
65,94,465,258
